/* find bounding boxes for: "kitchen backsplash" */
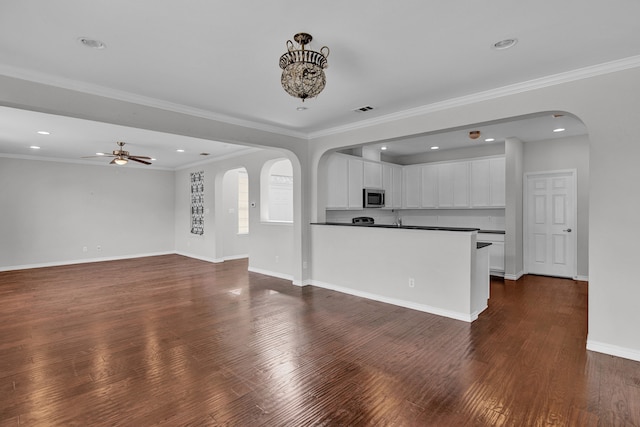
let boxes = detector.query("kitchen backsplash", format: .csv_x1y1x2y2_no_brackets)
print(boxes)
326,208,505,231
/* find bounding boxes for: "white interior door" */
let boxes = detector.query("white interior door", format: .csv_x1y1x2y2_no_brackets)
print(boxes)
525,171,576,278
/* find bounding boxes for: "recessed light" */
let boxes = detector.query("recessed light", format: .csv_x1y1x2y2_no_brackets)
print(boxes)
492,38,518,50
553,128,566,133
151,158,157,161
78,37,106,49
29,146,41,150
96,152,105,156
296,107,308,111
485,138,495,142
430,146,439,150
37,131,50,135
381,146,387,151
176,149,185,153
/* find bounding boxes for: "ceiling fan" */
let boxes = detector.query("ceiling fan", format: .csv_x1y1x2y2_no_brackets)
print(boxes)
83,141,152,165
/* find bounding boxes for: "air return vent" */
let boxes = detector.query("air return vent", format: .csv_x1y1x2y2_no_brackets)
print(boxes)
353,105,374,113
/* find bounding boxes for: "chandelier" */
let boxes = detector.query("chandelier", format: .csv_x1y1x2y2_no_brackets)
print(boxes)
279,33,330,101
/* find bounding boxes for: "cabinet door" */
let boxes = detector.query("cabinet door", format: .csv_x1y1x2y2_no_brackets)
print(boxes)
403,165,422,208
470,159,491,207
489,242,505,273
490,157,506,207
363,161,383,188
326,155,348,209
392,165,403,208
452,162,469,207
421,164,438,208
438,161,469,208
348,158,364,209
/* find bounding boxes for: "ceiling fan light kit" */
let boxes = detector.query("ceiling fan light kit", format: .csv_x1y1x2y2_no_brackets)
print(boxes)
279,33,329,101
83,141,152,165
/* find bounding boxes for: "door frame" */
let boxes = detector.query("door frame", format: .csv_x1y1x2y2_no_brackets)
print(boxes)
523,169,578,279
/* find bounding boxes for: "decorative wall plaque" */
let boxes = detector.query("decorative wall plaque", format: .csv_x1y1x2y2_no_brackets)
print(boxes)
190,171,204,235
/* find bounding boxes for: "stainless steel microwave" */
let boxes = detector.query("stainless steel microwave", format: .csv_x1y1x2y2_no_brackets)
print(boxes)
363,188,385,208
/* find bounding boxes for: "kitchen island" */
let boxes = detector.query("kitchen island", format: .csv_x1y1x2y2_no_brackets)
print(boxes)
310,223,490,322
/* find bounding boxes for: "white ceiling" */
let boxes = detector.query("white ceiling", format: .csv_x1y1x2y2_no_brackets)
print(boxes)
0,1,638,167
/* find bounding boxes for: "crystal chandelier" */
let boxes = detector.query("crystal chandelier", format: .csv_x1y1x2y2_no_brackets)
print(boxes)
279,33,330,101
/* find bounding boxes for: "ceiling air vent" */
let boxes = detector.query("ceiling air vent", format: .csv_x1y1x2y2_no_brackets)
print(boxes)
199,152,210,156
354,105,374,113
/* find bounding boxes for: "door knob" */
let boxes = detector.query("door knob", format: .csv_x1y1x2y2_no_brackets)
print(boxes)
563,228,572,232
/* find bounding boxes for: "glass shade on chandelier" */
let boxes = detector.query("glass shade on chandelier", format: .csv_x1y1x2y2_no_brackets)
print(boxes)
279,33,329,101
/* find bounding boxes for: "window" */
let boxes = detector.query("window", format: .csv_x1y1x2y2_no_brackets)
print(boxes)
237,170,249,234
261,158,293,223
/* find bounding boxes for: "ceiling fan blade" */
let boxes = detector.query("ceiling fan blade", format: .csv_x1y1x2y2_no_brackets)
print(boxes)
81,154,115,158
128,155,152,160
129,157,152,165
109,158,117,165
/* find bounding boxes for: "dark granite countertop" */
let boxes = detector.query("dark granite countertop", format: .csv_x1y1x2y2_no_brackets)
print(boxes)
312,223,480,232
477,242,492,249
478,229,506,234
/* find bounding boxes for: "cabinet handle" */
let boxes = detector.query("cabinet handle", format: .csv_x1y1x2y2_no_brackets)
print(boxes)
563,228,572,232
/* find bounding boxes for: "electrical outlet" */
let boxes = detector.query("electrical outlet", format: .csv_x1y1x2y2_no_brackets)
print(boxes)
82,246,88,253
408,277,415,288
97,245,102,252
275,255,279,263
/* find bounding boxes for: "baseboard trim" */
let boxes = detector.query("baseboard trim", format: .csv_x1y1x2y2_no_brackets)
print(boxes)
0,251,175,272
310,280,475,323
248,266,293,282
587,339,640,362
221,254,248,262
575,275,589,282
504,271,525,281
174,251,223,264
292,279,312,287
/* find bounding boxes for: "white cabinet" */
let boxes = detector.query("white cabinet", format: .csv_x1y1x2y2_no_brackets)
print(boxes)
470,157,505,207
477,233,505,275
326,154,363,210
363,161,383,189
348,158,363,209
438,161,469,208
326,154,348,209
383,164,403,209
403,165,422,208
420,164,438,208
392,165,403,208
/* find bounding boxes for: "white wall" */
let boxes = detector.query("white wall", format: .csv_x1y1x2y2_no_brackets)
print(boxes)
174,150,295,280
0,157,175,269
524,135,589,278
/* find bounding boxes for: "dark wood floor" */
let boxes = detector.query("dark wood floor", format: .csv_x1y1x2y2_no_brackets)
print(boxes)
1,255,639,426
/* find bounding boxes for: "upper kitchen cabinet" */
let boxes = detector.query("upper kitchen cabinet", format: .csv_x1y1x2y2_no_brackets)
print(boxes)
325,154,364,210
438,161,469,208
469,157,505,207
347,158,364,209
326,154,363,210
326,154,349,209
382,163,403,209
363,161,383,189
403,165,422,208
402,163,438,208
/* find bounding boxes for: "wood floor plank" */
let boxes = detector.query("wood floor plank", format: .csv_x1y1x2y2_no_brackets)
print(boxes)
1,255,639,425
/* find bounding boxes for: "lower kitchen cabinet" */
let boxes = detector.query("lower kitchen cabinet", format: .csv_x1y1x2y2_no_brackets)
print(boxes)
477,233,505,276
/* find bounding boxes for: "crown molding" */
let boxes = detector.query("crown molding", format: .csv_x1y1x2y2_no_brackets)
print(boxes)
2,55,640,143
308,55,640,139
0,64,308,140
